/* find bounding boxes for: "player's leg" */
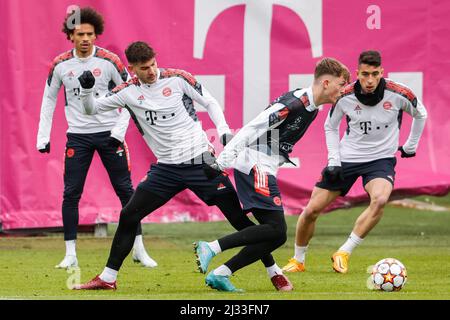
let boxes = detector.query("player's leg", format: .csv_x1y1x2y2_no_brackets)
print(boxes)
73,187,168,290
58,133,95,269
193,165,291,291
104,187,168,272
192,166,280,276
284,161,359,273
205,209,288,292
354,178,393,237
73,163,183,290
283,187,340,272
332,178,393,273
332,158,395,273
209,186,278,269
97,133,156,268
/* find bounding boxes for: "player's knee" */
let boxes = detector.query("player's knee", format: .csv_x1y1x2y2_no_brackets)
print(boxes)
115,187,133,198
302,206,321,222
277,229,288,246
113,182,133,198
115,190,133,207
229,216,255,231
370,195,389,210
268,225,287,247
118,207,140,227
270,220,287,245
62,188,82,205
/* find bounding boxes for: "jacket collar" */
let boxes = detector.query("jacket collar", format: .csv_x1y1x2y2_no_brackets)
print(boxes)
354,78,386,106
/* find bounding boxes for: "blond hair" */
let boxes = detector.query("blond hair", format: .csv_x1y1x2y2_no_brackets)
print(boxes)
314,58,350,83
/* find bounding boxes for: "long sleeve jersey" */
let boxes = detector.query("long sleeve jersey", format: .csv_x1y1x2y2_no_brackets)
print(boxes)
80,68,231,164
37,46,131,149
217,87,319,176
325,79,427,166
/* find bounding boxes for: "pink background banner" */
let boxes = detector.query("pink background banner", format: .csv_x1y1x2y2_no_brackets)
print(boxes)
1,0,449,230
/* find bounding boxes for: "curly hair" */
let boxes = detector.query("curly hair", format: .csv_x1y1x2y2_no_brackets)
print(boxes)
61,7,104,40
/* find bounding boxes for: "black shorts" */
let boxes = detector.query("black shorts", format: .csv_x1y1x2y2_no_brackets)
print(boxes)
234,167,284,213
63,131,133,199
315,157,397,196
138,153,236,206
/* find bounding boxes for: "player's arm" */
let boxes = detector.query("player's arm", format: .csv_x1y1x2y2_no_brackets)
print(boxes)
322,101,346,182
399,95,428,157
324,102,345,166
109,59,132,144
179,75,232,145
78,71,126,115
215,103,288,170
36,65,62,153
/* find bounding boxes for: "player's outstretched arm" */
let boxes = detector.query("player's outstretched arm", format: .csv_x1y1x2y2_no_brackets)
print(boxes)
78,71,126,115
178,74,233,145
216,103,287,169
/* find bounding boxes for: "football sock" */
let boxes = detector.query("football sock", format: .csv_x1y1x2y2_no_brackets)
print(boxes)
99,267,118,283
266,264,283,278
207,240,222,255
133,234,145,252
294,244,308,263
213,265,232,277
65,240,76,256
339,232,364,254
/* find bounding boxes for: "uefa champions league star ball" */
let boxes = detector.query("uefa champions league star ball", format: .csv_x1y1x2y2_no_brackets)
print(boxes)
370,258,407,292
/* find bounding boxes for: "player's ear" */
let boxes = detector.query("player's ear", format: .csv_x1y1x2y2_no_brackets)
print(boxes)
379,67,384,77
127,65,134,73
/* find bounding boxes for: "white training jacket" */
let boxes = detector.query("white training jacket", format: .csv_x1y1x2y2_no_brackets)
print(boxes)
325,79,428,166
217,87,318,176
37,46,131,150
80,68,231,164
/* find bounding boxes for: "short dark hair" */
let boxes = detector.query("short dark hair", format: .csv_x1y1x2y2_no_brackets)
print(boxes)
62,7,104,40
314,58,350,83
358,50,382,67
125,41,156,64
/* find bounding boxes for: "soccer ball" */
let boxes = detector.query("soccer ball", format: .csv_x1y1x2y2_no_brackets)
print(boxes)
370,258,407,292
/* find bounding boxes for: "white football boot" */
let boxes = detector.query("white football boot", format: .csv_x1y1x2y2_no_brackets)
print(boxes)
55,255,78,269
132,249,157,268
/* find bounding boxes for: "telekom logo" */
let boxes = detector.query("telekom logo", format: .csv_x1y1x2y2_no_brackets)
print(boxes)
193,0,423,133
194,0,322,124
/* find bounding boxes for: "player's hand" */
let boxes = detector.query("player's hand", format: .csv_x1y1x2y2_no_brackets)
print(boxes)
78,71,95,89
108,137,122,149
38,142,51,153
203,162,224,180
398,146,416,158
322,166,344,183
220,133,234,146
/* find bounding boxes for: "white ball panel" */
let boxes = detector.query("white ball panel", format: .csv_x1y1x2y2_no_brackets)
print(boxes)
393,276,404,287
373,273,384,285
390,264,401,275
381,282,394,292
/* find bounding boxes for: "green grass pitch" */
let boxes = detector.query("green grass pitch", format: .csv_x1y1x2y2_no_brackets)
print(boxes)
0,195,449,300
